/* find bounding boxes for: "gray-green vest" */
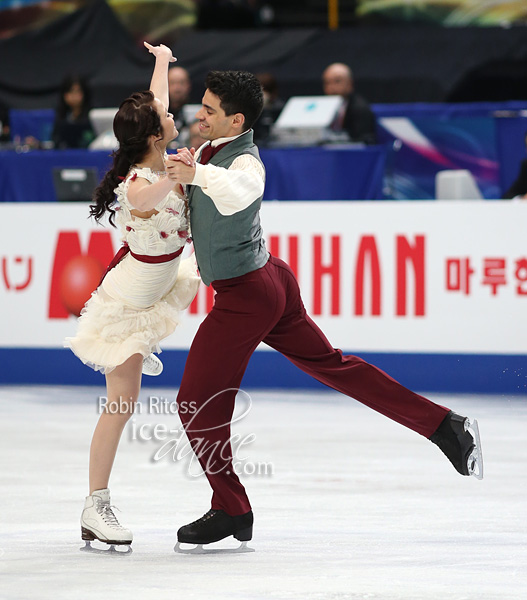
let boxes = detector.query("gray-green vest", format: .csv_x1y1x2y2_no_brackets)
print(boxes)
188,131,268,286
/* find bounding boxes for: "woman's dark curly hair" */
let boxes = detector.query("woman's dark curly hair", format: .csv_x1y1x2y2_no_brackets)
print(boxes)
90,91,162,226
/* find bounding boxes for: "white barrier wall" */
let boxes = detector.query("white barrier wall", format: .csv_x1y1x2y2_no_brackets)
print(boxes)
1,201,526,357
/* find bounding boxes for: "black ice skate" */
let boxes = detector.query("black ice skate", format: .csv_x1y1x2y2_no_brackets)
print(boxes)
174,509,254,554
429,411,483,479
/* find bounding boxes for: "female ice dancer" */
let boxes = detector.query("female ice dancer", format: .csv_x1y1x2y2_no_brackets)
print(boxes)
65,42,200,550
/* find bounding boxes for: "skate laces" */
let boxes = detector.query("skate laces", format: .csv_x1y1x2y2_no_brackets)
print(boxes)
192,509,218,525
143,354,162,375
95,499,124,529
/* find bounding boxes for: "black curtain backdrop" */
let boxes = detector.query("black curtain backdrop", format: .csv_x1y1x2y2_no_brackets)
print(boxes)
1,0,527,110
0,0,151,110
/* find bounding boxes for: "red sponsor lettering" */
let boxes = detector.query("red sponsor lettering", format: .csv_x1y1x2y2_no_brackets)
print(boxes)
396,235,425,316
2,256,33,291
482,257,507,296
354,235,381,316
186,233,432,318
446,257,474,295
514,258,527,296
268,235,299,278
189,283,214,314
313,235,340,315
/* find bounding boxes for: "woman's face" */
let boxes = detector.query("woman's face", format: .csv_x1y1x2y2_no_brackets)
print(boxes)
64,83,84,111
153,98,177,143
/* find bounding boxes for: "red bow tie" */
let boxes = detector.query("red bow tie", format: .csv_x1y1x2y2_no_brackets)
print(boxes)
199,140,231,164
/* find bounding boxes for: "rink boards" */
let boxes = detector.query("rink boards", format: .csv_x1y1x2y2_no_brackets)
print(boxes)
0,201,526,393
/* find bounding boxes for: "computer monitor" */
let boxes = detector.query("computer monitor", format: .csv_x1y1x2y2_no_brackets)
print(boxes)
271,95,344,146
182,104,202,125
89,108,118,136
273,96,343,130
88,108,119,150
52,167,99,202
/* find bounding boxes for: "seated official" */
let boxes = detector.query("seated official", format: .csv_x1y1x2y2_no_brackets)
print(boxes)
52,75,95,149
322,62,377,145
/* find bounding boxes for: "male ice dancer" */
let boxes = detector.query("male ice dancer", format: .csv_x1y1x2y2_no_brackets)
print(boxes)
166,71,483,551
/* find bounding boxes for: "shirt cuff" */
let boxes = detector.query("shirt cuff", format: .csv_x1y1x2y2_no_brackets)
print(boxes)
191,162,207,188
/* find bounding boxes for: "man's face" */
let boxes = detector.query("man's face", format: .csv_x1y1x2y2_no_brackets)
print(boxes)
322,66,353,97
195,89,241,141
168,67,191,108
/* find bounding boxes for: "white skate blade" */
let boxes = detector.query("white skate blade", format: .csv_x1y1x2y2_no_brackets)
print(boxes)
80,541,133,555
174,541,255,555
465,418,483,480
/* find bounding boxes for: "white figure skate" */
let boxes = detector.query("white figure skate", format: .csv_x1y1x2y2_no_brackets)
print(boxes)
80,489,133,554
142,354,163,376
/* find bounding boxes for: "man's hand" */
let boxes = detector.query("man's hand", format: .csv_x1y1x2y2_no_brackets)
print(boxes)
166,149,196,184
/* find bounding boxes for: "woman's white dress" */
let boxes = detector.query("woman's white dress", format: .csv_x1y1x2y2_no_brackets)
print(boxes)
65,167,200,374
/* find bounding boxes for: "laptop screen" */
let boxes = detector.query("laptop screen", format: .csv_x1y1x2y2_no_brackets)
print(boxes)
273,96,343,130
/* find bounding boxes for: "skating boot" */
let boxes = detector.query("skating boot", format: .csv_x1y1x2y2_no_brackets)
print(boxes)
174,509,254,554
142,353,163,376
80,488,133,553
429,411,483,479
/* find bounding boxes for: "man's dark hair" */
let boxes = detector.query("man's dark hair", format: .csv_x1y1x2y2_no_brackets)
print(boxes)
205,70,264,131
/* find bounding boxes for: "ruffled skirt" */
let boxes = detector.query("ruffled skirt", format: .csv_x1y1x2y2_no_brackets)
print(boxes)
64,253,200,374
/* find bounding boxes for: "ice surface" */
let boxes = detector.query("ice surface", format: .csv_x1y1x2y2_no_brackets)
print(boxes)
0,386,525,600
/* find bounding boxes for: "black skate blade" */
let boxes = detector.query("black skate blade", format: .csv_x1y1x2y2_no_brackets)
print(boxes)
465,418,483,480
174,540,255,555
80,541,133,555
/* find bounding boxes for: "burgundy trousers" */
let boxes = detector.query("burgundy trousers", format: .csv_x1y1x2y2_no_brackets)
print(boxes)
176,255,449,516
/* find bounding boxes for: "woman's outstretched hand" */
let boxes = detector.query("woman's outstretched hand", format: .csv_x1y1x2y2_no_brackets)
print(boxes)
144,41,177,63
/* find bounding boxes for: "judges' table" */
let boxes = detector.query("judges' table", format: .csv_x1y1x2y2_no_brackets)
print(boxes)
0,146,387,203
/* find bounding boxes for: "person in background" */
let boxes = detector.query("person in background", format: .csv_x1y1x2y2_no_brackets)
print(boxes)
188,119,203,150
253,72,284,145
52,75,95,149
168,65,192,133
322,62,377,145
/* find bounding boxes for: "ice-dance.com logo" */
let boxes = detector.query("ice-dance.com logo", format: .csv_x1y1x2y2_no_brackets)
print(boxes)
99,389,274,478
98,395,195,416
